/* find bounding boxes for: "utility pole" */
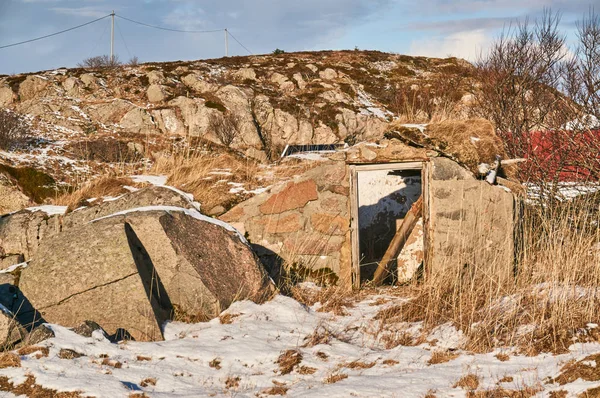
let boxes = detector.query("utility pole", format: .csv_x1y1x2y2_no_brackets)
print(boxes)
110,10,115,63
225,28,229,57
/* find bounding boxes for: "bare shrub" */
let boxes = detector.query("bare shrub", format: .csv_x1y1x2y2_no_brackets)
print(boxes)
128,56,140,66
77,54,122,69
473,9,600,190
208,111,243,146
0,110,29,151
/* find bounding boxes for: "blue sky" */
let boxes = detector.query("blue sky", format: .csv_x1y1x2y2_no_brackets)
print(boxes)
0,0,596,74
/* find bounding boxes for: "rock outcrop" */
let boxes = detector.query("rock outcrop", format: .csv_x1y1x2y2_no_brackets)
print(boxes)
0,187,274,341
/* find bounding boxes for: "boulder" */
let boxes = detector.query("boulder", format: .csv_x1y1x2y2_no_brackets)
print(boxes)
0,86,14,106
0,176,31,215
119,107,159,135
147,84,167,103
319,68,338,80
17,207,274,341
234,68,257,81
18,76,50,101
146,70,166,85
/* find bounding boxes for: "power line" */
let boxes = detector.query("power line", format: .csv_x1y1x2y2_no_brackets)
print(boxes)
115,19,132,60
0,14,111,50
115,14,223,34
227,30,253,55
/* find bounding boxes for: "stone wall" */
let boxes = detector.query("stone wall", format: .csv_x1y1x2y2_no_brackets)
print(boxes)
221,161,353,286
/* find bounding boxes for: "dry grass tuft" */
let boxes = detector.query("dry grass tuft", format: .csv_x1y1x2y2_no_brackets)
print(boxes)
209,358,222,370
0,375,83,397
454,374,480,390
58,349,84,359
297,366,317,375
466,385,542,398
495,353,510,362
341,360,376,370
54,176,134,211
554,354,600,385
101,358,122,368
136,355,151,361
18,346,49,357
428,350,459,365
316,351,329,361
0,352,20,369
323,372,348,384
382,359,399,366
225,376,240,389
219,313,241,324
262,386,289,395
302,326,332,347
276,349,303,375
151,149,262,212
140,377,157,387
498,376,514,383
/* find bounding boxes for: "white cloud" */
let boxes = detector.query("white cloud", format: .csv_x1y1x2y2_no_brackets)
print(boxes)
50,7,109,18
408,29,492,60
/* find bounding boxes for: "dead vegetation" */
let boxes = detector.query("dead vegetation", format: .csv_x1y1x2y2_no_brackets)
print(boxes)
276,349,303,375
54,176,134,211
454,374,480,390
151,148,263,212
0,352,20,369
0,375,83,397
428,351,460,365
370,192,600,355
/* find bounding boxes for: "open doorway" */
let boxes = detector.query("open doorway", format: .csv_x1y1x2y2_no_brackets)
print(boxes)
350,162,426,287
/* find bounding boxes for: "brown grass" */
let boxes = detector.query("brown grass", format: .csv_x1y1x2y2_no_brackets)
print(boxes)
323,372,348,384
54,176,134,211
466,385,542,398
495,353,510,362
58,349,84,359
140,378,156,387
151,149,262,212
297,366,317,375
219,313,241,324
0,375,82,397
340,360,376,370
554,354,600,385
18,346,49,357
428,350,459,365
382,359,399,366
0,352,20,369
374,193,600,355
498,376,514,383
101,358,122,368
209,358,222,370
454,374,480,390
136,355,152,361
276,349,303,375
225,376,240,389
262,386,289,395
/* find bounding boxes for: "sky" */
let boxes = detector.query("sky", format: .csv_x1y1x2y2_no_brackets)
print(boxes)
0,0,596,75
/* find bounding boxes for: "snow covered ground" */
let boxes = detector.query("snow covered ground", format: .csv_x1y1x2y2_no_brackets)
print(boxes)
1,288,600,397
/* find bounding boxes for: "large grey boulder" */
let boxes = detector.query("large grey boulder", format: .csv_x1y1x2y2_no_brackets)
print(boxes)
0,186,196,260
16,207,274,341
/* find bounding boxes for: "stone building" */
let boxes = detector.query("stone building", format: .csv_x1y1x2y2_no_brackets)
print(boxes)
221,119,519,290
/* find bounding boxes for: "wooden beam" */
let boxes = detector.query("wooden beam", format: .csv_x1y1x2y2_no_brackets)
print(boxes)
372,196,423,286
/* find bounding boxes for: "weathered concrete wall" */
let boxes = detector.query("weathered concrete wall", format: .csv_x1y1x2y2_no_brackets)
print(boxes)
428,157,515,279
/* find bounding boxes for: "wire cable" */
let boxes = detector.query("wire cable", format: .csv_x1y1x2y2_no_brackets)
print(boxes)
227,30,253,55
87,22,109,59
115,19,132,60
0,14,112,50
115,14,223,33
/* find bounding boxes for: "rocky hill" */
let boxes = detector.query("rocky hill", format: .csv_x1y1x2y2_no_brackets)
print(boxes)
0,50,475,206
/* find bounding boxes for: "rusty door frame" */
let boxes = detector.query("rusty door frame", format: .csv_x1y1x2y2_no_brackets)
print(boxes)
349,161,428,289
